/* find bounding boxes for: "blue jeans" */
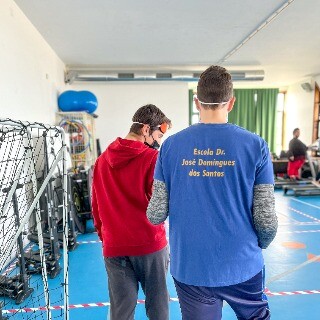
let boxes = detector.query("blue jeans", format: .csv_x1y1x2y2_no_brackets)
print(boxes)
174,269,270,320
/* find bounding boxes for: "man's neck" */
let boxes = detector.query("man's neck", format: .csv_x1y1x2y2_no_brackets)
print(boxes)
200,110,228,124
125,132,144,142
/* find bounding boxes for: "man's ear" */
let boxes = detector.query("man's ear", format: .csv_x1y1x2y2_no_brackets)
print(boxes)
227,97,236,113
141,124,150,136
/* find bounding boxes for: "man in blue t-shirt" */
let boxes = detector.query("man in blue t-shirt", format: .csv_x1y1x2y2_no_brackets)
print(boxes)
147,65,277,320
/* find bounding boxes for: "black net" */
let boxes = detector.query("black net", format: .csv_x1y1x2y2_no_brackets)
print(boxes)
0,120,69,320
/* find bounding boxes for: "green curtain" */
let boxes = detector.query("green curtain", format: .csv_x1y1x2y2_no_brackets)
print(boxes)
229,89,256,132
228,88,278,152
255,89,278,152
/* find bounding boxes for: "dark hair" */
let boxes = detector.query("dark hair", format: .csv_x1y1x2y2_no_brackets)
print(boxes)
197,65,233,110
293,128,300,134
130,104,171,135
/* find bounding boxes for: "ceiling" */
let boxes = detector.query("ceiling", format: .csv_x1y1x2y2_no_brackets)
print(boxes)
14,0,320,87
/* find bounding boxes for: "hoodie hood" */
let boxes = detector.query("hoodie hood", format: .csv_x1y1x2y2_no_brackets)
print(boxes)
104,137,152,168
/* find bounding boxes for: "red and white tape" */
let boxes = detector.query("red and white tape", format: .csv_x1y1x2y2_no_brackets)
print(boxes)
2,290,320,313
266,289,320,296
1,245,34,276
78,238,170,244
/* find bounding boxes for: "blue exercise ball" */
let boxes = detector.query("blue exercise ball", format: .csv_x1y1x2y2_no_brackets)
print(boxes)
58,90,98,114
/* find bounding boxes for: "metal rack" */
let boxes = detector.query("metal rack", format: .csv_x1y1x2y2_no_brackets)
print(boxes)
0,119,69,320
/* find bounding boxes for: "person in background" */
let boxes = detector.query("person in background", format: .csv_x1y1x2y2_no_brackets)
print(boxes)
91,104,171,320
287,128,308,180
147,65,277,320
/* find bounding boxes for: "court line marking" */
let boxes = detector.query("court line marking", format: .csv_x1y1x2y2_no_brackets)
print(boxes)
77,240,101,244
277,229,320,234
276,197,320,221
291,198,320,210
276,210,300,223
287,207,320,222
278,222,320,226
266,254,320,285
276,204,320,222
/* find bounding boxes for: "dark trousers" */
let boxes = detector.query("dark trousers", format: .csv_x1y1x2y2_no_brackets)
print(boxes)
104,246,169,320
174,270,270,320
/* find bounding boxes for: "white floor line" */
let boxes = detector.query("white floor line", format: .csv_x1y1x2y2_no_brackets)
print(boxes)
277,229,320,234
291,198,320,210
266,254,320,285
276,203,320,222
278,222,320,227
276,210,300,222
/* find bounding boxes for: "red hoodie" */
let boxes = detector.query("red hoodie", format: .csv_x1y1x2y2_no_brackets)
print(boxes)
91,137,167,257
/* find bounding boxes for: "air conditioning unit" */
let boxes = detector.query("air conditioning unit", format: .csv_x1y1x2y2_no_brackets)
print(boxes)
65,69,264,84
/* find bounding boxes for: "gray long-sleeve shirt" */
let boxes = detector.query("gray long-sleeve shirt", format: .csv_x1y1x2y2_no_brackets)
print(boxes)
147,180,277,249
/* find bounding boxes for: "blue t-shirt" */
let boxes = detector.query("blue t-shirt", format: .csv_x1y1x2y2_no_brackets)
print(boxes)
154,123,274,287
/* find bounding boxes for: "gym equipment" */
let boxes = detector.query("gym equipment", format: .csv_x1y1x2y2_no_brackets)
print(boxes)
27,134,78,273
96,138,101,157
0,119,69,319
282,146,320,196
276,179,312,190
58,90,98,114
273,159,290,189
273,159,314,190
1,185,34,304
25,134,61,278
69,166,93,233
283,183,320,196
0,301,8,320
0,273,33,305
55,174,78,250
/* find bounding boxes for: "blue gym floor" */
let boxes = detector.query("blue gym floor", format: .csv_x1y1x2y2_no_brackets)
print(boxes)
2,190,320,319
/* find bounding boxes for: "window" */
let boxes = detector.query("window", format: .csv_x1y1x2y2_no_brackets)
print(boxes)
190,97,199,125
188,89,199,125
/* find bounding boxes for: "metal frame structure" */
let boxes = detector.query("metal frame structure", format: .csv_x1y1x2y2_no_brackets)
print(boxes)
0,119,69,320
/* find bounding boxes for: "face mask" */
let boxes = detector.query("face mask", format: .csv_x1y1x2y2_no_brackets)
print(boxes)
144,131,160,149
144,139,160,150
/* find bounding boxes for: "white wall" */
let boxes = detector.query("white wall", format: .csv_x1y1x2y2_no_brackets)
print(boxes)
283,81,314,148
68,82,189,151
68,80,317,153
0,0,66,124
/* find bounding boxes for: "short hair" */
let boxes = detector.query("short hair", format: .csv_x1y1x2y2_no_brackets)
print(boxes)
197,65,233,110
130,104,171,135
293,128,300,134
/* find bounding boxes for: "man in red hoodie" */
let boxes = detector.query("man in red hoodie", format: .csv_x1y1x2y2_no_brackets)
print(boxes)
91,104,171,320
